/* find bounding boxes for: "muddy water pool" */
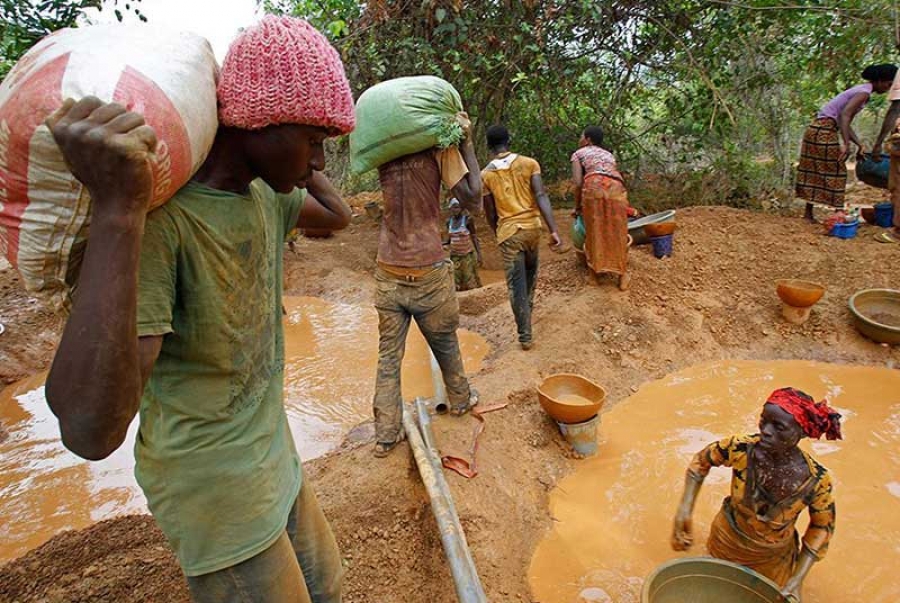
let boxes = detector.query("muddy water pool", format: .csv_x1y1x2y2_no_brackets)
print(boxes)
528,360,900,603
0,296,488,562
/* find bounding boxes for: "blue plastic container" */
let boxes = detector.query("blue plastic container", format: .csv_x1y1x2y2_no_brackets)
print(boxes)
874,202,894,228
829,220,859,239
650,234,673,258
856,153,890,189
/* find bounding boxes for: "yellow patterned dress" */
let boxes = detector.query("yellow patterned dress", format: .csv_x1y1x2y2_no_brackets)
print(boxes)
688,434,835,586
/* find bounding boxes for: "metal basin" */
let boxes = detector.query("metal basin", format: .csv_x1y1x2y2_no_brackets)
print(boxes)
775,279,825,308
849,289,900,344
630,210,676,245
642,558,784,603
537,373,605,424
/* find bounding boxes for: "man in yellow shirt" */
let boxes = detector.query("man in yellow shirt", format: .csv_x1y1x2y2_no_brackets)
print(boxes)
481,125,561,349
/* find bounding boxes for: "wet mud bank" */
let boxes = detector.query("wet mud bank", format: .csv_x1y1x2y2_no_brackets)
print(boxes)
1,206,899,603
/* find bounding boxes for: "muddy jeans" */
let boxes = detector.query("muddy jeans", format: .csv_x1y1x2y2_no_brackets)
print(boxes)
373,261,472,443
500,228,541,344
187,479,343,603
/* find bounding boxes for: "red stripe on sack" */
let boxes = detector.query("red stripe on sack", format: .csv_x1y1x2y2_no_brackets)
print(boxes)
0,52,69,267
114,66,191,208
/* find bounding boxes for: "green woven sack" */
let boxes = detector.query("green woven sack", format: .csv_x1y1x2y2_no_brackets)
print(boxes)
350,76,465,174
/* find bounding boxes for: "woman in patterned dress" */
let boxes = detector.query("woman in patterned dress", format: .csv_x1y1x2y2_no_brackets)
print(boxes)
571,126,634,290
796,64,896,220
671,388,842,601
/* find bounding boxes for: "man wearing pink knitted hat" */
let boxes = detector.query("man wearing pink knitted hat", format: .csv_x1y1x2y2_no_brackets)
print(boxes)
44,16,352,602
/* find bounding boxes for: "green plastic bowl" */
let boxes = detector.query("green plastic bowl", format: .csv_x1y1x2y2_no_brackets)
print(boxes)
642,558,785,603
848,289,900,345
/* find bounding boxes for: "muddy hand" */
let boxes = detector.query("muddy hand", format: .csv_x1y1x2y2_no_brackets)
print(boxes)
46,96,158,219
549,231,562,249
670,514,693,551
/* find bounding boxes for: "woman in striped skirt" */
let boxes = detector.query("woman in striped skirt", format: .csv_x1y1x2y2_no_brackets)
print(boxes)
796,64,896,221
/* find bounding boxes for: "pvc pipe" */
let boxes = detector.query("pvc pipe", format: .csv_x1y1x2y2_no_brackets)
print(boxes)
429,350,449,413
415,397,439,453
401,405,488,602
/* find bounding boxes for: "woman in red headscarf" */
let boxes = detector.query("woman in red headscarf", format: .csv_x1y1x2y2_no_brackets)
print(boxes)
670,388,842,601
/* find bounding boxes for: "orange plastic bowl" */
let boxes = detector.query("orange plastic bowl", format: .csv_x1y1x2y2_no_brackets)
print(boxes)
538,373,606,424
644,222,677,237
775,279,825,308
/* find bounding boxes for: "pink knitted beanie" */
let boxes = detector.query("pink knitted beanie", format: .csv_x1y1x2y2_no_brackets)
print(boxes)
217,16,355,134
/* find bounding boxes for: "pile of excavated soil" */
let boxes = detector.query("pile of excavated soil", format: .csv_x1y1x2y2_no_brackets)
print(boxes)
1,204,898,603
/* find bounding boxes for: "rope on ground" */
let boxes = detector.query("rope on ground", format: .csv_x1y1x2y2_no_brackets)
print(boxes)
440,402,508,479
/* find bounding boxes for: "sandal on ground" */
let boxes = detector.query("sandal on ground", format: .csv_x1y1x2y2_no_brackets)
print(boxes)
875,231,900,244
373,431,406,458
449,388,480,416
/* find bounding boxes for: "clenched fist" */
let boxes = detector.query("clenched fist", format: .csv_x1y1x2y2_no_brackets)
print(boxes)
46,96,158,220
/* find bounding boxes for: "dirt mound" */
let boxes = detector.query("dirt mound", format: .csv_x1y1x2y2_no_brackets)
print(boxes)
1,203,898,603
0,515,188,603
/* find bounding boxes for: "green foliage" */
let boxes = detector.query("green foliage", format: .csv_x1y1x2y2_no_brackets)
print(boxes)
0,0,145,80
264,1,900,206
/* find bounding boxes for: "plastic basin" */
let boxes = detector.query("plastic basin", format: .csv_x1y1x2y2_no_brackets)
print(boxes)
775,279,825,308
537,374,605,424
855,153,890,189
629,210,676,245
642,558,784,603
849,289,900,345
645,222,677,237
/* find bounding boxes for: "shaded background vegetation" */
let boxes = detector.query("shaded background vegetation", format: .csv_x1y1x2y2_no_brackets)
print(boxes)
4,0,899,210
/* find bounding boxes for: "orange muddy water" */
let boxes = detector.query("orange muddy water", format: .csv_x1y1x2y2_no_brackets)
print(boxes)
281,295,488,458
0,296,488,562
528,360,900,603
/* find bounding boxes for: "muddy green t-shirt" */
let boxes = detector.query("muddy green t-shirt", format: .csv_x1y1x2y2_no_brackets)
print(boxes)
135,179,305,576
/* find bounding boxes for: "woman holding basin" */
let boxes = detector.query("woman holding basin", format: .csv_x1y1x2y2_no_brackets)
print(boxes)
796,63,897,220
671,387,841,601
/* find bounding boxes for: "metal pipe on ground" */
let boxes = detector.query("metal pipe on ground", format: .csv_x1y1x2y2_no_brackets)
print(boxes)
415,396,439,453
401,403,488,603
429,350,449,414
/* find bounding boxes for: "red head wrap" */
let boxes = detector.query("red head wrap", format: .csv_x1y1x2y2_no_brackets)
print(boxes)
766,387,842,440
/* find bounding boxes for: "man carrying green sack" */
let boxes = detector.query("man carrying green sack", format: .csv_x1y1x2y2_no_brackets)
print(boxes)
369,111,483,458
350,75,467,174
44,17,354,602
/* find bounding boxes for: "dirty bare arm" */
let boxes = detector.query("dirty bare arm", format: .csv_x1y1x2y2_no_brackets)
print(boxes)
530,173,561,248
571,159,584,215
484,193,499,234
44,97,158,460
671,471,703,551
838,93,869,160
781,549,816,601
451,137,483,213
296,170,351,231
873,100,900,156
